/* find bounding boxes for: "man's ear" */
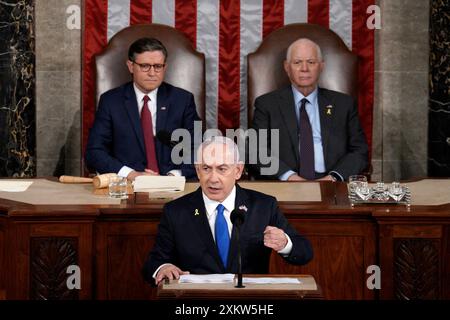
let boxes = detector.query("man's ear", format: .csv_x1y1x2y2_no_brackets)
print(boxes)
126,60,134,74
235,163,244,180
283,60,289,74
319,60,325,73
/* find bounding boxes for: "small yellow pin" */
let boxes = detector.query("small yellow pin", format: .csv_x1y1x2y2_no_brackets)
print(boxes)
326,105,333,115
194,209,200,216
327,109,332,115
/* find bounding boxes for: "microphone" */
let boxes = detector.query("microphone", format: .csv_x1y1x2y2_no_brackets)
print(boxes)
230,208,246,288
156,130,178,148
230,209,245,227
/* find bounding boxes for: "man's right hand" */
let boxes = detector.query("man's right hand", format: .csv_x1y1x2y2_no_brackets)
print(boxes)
127,169,159,181
155,264,190,285
287,173,307,181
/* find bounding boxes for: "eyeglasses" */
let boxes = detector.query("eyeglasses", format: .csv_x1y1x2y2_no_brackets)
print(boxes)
132,61,166,73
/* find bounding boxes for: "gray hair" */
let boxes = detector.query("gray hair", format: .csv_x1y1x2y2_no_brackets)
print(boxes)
285,38,323,62
196,136,241,164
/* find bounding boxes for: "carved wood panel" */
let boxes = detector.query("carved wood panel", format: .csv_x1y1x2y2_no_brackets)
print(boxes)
30,237,78,300
394,239,440,300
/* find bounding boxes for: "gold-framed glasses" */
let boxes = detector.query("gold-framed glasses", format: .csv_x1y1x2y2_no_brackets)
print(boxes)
133,61,166,73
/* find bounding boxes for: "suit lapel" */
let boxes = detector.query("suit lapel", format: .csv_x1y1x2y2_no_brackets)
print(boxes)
227,184,250,271
318,88,333,165
278,86,300,164
123,83,146,155
189,187,225,272
155,82,170,160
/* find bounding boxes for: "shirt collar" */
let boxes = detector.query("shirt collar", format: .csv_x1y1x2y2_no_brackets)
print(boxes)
133,83,158,104
202,185,236,217
291,85,318,106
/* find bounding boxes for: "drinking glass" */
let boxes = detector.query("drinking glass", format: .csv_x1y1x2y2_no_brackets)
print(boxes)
108,176,128,199
347,175,368,195
388,181,405,201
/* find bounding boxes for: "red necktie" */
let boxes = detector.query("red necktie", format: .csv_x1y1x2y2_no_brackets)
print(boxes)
299,98,315,180
141,95,159,173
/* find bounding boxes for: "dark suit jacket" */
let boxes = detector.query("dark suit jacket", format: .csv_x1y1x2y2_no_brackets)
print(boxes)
251,86,368,180
143,184,313,284
85,81,200,179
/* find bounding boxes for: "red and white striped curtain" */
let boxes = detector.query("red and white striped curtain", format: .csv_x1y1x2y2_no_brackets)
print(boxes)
83,0,374,154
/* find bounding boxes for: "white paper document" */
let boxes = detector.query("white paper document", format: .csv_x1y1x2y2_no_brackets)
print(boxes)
133,176,186,192
242,277,301,284
179,274,235,284
0,181,33,192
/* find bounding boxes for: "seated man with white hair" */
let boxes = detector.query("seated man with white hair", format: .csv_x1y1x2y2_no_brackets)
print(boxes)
252,38,368,182
143,136,313,285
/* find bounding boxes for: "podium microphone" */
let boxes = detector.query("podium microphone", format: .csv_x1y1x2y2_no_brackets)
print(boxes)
230,208,246,288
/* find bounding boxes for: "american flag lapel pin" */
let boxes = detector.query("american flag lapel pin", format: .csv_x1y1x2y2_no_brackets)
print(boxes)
238,205,248,212
161,106,167,111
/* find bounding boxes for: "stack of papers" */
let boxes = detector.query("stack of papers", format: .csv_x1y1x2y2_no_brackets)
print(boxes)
179,274,235,283
242,277,300,284
133,176,186,192
0,181,33,192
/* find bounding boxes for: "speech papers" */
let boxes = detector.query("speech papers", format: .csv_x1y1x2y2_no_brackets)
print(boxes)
133,176,186,192
179,274,235,284
0,181,33,192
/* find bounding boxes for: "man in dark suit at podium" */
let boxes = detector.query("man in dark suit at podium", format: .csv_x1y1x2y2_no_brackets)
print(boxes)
143,136,313,285
85,37,200,180
251,38,368,182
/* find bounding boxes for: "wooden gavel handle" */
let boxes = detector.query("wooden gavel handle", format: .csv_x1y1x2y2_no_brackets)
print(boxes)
59,176,93,184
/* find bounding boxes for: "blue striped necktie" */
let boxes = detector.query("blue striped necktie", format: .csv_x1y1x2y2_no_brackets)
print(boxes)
215,204,230,268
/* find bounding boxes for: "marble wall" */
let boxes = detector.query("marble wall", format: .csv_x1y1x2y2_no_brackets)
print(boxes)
35,0,81,176
371,0,430,181
428,0,450,176
0,0,36,177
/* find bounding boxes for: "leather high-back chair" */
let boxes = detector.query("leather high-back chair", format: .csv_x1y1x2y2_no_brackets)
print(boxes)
95,24,205,124
247,23,358,127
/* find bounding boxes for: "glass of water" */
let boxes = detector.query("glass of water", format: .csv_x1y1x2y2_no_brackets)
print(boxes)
108,176,128,199
388,181,405,201
348,175,368,194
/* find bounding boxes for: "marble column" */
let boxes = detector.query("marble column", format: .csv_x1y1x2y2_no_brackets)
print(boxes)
35,0,81,176
428,0,450,176
372,0,429,181
0,0,36,177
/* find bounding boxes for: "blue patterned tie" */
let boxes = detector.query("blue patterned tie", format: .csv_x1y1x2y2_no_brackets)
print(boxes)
215,204,230,268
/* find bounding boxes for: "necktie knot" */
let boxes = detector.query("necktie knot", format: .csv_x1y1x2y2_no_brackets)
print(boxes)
300,98,308,110
143,95,150,104
217,204,225,216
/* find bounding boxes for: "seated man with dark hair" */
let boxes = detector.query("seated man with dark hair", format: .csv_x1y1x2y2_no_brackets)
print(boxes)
251,38,368,182
143,136,313,285
86,37,200,180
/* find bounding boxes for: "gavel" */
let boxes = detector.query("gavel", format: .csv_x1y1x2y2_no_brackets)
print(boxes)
59,173,118,189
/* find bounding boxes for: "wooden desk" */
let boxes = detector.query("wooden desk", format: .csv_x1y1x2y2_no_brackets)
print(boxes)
157,275,322,300
0,179,449,300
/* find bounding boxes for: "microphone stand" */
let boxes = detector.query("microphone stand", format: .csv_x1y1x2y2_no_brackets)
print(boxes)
235,225,245,288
